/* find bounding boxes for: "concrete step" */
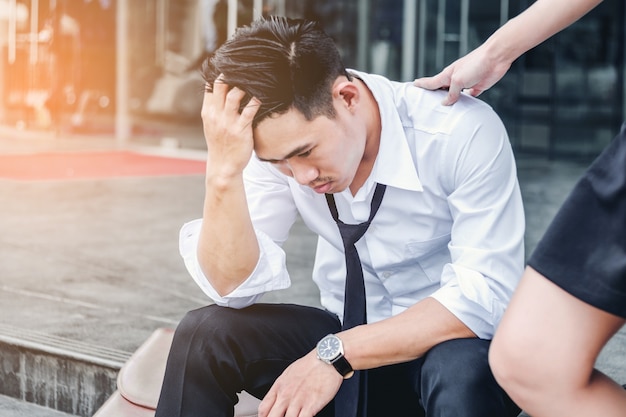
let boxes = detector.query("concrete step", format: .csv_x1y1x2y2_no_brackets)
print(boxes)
0,324,130,417
0,394,77,417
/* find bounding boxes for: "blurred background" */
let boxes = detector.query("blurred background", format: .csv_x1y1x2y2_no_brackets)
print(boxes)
0,0,624,160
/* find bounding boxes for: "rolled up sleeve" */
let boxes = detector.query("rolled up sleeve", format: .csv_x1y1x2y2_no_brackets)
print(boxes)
178,157,298,308
430,106,525,339
179,219,291,308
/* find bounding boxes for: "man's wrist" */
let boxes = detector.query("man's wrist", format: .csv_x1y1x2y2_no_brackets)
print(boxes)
315,334,355,379
205,169,245,192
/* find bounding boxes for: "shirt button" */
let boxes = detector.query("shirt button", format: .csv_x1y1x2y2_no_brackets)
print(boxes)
382,271,392,279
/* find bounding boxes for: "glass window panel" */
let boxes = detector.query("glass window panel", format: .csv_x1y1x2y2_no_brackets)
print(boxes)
369,0,403,79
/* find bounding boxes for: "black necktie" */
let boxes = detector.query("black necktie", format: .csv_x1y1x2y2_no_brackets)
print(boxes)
325,182,386,417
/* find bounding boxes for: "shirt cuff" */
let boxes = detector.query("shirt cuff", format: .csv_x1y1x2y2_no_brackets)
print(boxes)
429,264,507,339
179,219,291,308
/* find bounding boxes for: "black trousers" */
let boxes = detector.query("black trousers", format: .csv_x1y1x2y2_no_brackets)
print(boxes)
155,303,520,417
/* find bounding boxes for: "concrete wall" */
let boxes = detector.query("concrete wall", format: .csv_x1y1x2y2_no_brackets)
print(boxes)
0,339,122,417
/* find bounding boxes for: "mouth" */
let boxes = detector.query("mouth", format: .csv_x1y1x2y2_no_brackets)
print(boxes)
312,181,333,194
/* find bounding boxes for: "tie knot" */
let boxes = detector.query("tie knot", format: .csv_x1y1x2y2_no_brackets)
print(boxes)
338,221,370,246
325,183,387,247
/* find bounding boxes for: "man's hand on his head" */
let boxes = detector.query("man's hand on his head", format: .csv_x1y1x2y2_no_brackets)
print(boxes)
201,76,261,181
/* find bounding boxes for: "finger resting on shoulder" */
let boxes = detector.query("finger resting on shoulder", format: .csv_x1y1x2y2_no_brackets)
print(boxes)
413,74,448,90
441,86,462,105
466,87,483,97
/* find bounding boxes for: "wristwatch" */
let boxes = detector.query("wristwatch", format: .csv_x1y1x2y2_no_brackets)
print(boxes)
316,334,354,379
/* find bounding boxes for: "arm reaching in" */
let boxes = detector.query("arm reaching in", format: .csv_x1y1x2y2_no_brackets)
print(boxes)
414,0,603,105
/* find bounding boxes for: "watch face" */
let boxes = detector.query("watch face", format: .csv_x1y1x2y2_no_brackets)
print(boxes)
317,335,342,361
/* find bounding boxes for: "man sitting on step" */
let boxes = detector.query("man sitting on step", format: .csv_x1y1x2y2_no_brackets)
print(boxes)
155,16,525,417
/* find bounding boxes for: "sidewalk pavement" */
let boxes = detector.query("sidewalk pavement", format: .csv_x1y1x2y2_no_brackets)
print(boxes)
0,124,624,416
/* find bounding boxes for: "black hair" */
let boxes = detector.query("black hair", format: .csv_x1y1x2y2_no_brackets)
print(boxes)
202,16,350,127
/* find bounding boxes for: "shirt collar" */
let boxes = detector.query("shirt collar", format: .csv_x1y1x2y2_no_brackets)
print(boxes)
350,70,423,194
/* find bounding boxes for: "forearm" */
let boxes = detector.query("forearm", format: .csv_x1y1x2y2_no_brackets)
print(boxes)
339,297,476,370
198,171,260,296
485,0,603,66
196,81,263,296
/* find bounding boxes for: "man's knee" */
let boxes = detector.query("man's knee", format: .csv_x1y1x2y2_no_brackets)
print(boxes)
176,305,229,340
422,338,492,387
173,303,340,362
172,305,248,360
421,338,518,416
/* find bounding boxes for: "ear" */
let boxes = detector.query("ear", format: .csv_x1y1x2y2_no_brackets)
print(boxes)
332,77,360,111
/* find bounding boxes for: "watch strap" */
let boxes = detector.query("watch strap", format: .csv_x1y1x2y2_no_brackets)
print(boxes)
331,355,354,378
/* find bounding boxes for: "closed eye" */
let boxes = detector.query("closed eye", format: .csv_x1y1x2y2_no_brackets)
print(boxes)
298,149,313,158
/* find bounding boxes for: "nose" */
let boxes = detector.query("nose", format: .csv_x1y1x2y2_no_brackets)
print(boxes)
286,159,318,186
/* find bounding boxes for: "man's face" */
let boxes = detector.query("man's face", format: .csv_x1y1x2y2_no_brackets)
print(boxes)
253,104,366,194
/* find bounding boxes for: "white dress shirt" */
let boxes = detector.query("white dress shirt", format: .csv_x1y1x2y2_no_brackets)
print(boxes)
180,71,525,339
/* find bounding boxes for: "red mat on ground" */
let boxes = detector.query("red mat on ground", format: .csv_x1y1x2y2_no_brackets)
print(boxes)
0,150,206,180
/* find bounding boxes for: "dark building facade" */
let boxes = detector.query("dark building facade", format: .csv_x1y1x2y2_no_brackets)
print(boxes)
317,0,625,160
